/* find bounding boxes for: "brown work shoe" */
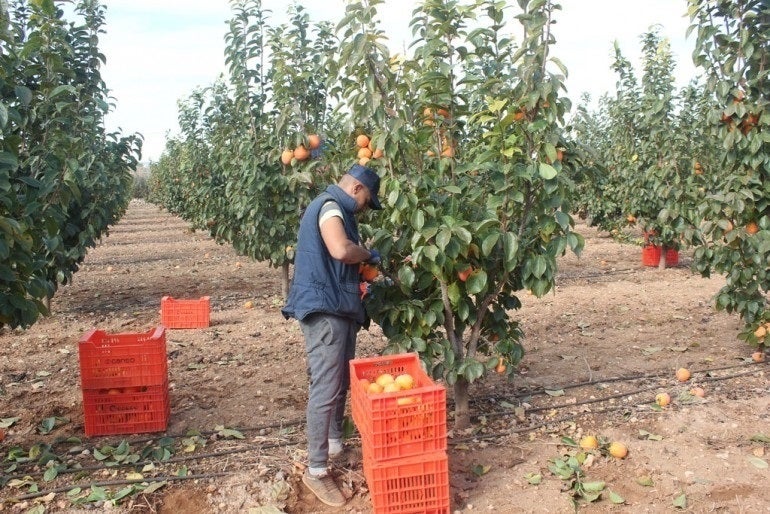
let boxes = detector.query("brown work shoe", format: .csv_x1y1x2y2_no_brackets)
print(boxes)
302,469,346,508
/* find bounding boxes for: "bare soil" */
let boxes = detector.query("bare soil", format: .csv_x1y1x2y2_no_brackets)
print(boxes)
0,199,768,513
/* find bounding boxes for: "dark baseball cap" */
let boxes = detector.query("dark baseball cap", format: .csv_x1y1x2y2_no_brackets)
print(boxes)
347,164,382,210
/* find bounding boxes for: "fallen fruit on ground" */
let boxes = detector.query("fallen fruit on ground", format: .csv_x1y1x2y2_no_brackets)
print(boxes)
655,392,671,407
689,387,705,398
579,435,599,450
608,442,628,459
244,301,254,309
675,368,691,382
752,351,765,363
495,357,506,374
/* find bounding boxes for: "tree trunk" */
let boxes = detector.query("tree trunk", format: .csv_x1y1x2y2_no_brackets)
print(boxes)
658,246,667,270
281,263,290,301
453,377,471,429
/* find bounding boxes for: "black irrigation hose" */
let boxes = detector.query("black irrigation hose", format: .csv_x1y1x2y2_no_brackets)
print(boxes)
6,418,306,477
473,360,765,405
3,437,304,482
4,471,234,503
470,368,763,437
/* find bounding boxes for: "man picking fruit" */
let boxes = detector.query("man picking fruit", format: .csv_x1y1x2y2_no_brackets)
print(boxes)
281,163,383,507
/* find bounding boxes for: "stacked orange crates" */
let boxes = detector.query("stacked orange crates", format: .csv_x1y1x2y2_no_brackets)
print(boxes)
350,353,450,513
160,296,210,328
78,327,169,436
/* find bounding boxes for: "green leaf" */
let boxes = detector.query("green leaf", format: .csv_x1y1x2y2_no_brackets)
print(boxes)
609,490,625,504
747,457,768,469
636,476,654,487
38,417,56,434
673,493,687,508
481,232,500,256
539,162,557,180
581,481,605,492
142,481,167,494
471,464,491,476
525,472,542,485
502,232,518,271
749,434,770,444
43,466,58,482
218,428,245,439
0,417,19,429
466,269,487,295
544,389,564,397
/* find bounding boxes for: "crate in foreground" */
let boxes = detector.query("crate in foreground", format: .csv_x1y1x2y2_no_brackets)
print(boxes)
79,327,167,390
350,353,447,461
363,450,450,514
82,381,170,436
160,296,210,328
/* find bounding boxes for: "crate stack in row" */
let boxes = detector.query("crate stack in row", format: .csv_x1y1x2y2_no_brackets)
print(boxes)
349,353,450,513
77,296,210,437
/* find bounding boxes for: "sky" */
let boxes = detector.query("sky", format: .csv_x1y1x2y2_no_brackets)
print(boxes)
97,1,698,163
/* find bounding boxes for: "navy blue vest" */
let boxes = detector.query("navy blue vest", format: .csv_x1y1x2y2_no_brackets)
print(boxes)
281,184,366,324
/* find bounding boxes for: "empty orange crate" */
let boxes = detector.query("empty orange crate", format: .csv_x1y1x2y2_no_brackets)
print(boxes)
642,245,679,267
160,296,210,328
79,327,167,390
82,381,170,436
364,450,450,513
350,353,447,461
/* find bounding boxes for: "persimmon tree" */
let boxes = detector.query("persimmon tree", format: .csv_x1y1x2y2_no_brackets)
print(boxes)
150,2,342,297
330,0,583,428
0,0,141,328
571,29,721,268
687,0,769,347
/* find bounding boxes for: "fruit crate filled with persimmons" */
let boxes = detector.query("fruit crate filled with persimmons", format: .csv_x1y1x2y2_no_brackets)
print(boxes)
160,296,210,328
349,353,447,462
78,327,170,437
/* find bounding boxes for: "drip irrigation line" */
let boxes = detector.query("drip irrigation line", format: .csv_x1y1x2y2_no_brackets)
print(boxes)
556,268,640,283
84,418,304,447
4,471,234,503
475,360,764,404
8,419,306,477
480,368,761,419
451,402,655,445
3,438,303,482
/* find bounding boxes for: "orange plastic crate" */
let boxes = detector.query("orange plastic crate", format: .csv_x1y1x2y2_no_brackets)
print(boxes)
363,450,450,514
160,296,210,328
642,245,679,267
350,353,447,461
78,327,168,390
82,381,170,436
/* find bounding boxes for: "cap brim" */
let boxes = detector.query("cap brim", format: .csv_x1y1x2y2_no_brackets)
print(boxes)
369,196,383,210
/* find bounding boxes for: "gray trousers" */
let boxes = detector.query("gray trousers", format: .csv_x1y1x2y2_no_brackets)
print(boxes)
299,313,358,469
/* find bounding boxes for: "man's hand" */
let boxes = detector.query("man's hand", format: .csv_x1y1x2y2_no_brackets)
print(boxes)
367,248,381,265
